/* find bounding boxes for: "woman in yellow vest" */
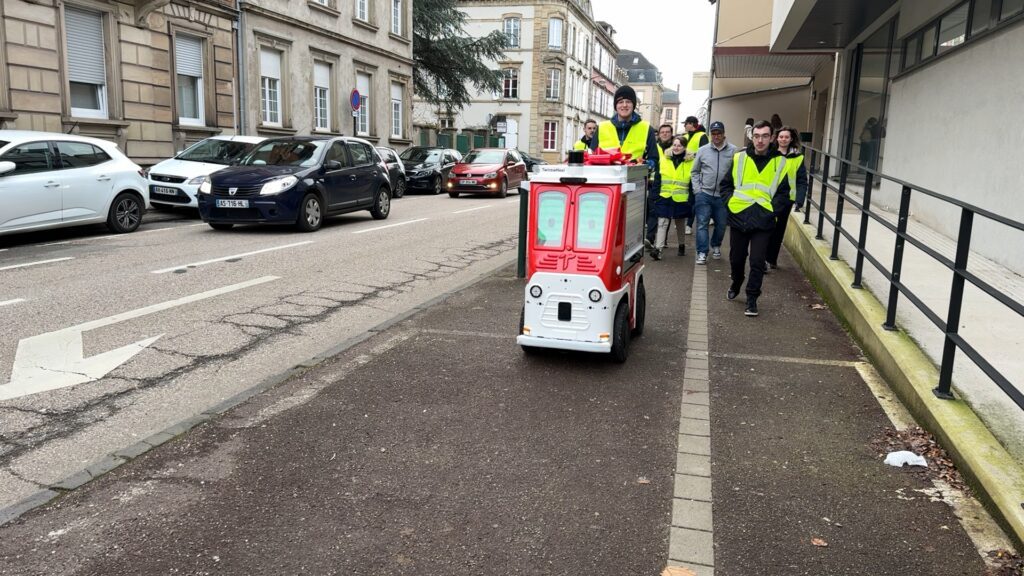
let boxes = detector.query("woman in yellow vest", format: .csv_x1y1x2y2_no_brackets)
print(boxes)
651,135,692,260
597,85,660,246
765,126,807,270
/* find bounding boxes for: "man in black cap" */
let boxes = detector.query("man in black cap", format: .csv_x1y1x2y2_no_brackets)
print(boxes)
597,85,660,247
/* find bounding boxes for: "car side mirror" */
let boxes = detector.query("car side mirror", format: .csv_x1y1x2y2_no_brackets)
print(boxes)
324,160,342,171
0,161,14,176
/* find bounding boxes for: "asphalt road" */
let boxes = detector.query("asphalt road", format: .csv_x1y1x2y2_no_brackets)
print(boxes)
0,192,521,512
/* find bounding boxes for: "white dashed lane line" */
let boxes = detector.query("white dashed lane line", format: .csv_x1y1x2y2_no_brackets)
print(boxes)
452,205,494,214
0,298,26,308
351,218,429,234
150,241,314,274
0,257,75,272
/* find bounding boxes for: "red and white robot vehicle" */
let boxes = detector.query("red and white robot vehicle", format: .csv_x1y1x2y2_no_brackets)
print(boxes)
517,150,648,362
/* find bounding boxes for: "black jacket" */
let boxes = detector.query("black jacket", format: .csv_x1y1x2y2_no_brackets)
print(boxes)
720,146,793,232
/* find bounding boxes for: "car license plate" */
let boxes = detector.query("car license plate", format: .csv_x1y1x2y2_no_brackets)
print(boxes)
152,186,178,196
216,199,249,208
459,179,476,185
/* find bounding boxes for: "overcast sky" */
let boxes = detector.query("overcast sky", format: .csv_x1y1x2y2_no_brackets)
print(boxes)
588,0,718,118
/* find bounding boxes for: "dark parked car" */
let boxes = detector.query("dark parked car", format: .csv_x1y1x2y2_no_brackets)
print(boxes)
400,146,461,194
375,146,406,198
447,148,527,198
197,136,391,232
518,149,548,172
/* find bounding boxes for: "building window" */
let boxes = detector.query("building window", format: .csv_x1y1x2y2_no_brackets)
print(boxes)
543,121,558,151
548,18,563,49
545,69,561,100
313,61,331,131
501,68,518,99
903,0,1023,72
356,0,368,21
665,108,673,122
503,17,520,48
175,34,205,126
570,25,576,57
390,82,403,138
938,4,969,53
391,0,402,35
260,47,282,126
440,116,454,129
356,72,371,135
65,7,108,119
1002,0,1024,20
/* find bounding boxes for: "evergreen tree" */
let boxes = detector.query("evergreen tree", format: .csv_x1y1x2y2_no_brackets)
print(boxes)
413,0,508,113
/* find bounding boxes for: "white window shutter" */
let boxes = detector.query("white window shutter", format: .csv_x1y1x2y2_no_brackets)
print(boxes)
175,35,203,77
314,62,330,88
260,48,281,79
65,7,106,85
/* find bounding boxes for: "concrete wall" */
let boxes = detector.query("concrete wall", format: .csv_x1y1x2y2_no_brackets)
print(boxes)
879,23,1024,271
709,83,810,146
717,0,772,47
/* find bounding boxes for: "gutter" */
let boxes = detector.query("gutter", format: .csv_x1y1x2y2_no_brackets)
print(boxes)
237,2,247,135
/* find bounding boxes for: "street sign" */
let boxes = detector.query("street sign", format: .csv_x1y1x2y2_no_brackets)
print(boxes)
496,121,507,132
350,89,361,111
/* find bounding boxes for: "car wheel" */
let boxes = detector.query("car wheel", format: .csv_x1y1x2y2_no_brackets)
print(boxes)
631,281,646,338
497,178,508,199
209,223,234,231
432,176,442,195
370,186,391,220
106,192,143,233
393,178,405,199
296,193,323,232
610,300,631,363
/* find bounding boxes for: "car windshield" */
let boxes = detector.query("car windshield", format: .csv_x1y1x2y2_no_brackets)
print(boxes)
0,140,8,150
241,140,326,167
177,139,259,165
400,148,441,164
462,150,506,164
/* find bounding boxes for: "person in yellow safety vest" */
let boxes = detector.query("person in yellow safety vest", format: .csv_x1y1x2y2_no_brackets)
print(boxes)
765,126,808,271
682,115,709,235
720,120,792,317
597,85,660,247
650,135,693,260
572,119,599,152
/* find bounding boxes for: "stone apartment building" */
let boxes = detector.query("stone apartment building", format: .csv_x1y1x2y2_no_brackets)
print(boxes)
237,0,413,147
414,0,623,162
0,0,238,165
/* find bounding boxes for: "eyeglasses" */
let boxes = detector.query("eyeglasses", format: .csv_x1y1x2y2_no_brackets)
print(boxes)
752,134,772,140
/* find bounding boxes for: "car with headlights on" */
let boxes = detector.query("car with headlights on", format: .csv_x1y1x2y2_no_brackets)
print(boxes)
399,146,461,194
446,148,527,198
147,135,264,209
197,136,391,232
0,130,148,237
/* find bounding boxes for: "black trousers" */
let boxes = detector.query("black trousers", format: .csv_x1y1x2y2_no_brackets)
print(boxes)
729,227,772,298
766,203,793,266
646,190,659,243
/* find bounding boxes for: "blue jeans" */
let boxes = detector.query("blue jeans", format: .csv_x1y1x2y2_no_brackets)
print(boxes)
695,193,727,255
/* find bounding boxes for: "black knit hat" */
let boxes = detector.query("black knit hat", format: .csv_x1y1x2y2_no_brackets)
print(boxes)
614,85,637,106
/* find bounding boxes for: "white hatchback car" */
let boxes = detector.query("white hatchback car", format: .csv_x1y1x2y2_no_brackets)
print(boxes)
147,135,265,209
0,131,149,237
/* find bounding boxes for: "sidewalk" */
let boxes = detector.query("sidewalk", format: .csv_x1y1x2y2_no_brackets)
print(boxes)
0,232,1012,574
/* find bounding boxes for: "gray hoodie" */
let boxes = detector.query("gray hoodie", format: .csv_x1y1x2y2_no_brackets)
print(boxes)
690,140,738,197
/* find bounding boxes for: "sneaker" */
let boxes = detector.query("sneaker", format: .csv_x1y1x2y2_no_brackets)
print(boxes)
651,248,662,261
696,252,707,265
727,288,738,300
768,262,778,270
711,247,722,260
685,225,693,235
644,238,654,250
677,245,686,256
745,299,759,316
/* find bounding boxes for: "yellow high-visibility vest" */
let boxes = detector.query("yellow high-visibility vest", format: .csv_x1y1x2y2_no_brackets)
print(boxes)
597,119,651,161
682,130,705,182
785,152,804,202
659,154,689,203
728,151,787,214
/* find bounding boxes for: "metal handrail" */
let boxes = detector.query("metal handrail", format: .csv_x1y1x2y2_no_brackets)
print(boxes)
800,145,1024,409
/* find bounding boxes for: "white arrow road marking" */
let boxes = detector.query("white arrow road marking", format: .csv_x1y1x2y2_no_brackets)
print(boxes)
0,298,26,308
0,276,279,401
452,205,494,214
150,241,313,274
0,257,74,272
352,218,428,234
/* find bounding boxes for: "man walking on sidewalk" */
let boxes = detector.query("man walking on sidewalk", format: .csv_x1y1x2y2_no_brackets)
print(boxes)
720,120,791,317
690,121,736,265
682,116,709,235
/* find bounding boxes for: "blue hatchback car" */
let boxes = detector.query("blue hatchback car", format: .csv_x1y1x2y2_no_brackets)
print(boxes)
197,136,391,232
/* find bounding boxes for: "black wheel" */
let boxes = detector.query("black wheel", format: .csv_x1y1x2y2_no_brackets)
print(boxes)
632,281,646,338
370,186,391,220
519,307,541,356
106,192,143,233
610,300,631,363
497,178,508,199
209,223,234,231
432,176,442,195
295,193,323,232
393,178,406,198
